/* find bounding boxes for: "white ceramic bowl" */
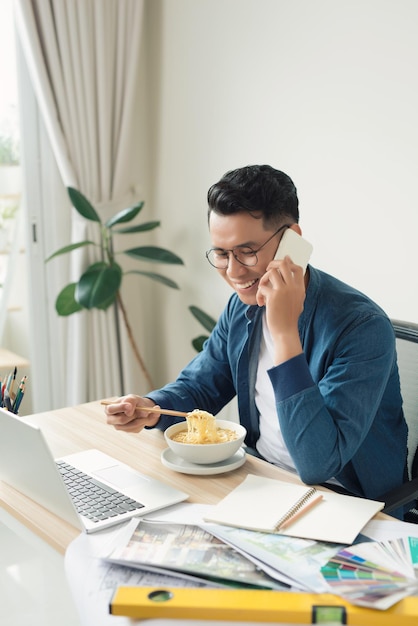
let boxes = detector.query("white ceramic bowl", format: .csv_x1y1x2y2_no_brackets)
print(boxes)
164,419,247,464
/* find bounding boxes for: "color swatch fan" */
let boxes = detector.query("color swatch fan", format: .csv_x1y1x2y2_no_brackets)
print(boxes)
321,536,418,610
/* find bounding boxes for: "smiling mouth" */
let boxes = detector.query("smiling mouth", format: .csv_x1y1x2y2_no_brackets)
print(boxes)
233,278,258,290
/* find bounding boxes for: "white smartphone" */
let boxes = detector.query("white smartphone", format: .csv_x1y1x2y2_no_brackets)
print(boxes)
274,228,313,274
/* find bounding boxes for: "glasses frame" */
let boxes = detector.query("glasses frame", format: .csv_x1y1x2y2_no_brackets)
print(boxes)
206,223,291,269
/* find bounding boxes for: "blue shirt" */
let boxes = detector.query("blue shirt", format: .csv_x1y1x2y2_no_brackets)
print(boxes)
149,266,408,510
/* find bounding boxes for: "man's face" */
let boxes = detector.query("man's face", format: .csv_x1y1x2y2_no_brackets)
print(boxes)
208,212,285,306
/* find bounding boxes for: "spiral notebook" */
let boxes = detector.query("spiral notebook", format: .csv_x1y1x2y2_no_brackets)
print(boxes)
203,474,384,544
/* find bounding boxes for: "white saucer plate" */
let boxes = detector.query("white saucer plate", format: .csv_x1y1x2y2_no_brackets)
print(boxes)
161,447,246,475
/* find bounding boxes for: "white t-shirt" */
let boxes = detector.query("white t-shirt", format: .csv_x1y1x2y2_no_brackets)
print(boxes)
255,312,296,473
255,312,342,487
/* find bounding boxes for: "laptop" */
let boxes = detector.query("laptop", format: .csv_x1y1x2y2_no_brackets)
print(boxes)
0,407,189,533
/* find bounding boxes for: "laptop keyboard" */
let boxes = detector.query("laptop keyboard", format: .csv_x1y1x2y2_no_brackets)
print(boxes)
56,460,145,524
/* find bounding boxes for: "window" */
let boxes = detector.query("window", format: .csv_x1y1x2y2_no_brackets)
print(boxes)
0,0,31,413
0,0,20,254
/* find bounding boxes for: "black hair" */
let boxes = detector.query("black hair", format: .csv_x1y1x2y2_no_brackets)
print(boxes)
207,164,299,228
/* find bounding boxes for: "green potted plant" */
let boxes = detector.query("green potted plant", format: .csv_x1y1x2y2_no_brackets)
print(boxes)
189,305,217,352
46,187,184,390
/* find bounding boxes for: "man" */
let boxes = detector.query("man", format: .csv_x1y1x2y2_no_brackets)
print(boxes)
105,165,407,513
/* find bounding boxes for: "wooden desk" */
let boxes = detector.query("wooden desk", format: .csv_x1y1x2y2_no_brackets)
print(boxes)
0,400,409,626
0,400,309,554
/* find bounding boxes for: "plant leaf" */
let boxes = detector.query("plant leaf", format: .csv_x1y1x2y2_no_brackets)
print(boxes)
192,335,209,352
113,220,160,234
75,262,122,309
68,187,101,223
189,305,217,332
96,291,118,311
55,283,84,316
124,246,184,264
126,269,180,289
45,240,95,262
105,201,145,228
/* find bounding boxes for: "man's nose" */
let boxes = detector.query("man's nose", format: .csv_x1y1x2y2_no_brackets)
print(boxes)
226,253,247,276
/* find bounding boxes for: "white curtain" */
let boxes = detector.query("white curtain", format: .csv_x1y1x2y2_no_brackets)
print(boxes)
14,0,145,406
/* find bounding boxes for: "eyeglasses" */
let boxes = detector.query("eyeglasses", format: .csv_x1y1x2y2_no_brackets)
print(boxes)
206,224,290,269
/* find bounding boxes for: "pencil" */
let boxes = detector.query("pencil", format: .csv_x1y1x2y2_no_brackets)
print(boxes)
13,379,26,414
278,494,324,530
9,366,17,397
13,390,24,414
5,370,12,392
12,376,26,414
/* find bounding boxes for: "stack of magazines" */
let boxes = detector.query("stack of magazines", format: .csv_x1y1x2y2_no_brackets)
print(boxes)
101,474,418,611
103,518,418,609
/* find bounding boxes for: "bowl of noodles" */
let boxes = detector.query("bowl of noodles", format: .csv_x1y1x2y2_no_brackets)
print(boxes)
164,410,246,465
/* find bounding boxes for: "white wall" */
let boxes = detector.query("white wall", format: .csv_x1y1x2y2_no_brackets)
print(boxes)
140,0,418,388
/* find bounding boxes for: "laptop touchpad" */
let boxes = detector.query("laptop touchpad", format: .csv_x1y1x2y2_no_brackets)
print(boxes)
94,465,149,488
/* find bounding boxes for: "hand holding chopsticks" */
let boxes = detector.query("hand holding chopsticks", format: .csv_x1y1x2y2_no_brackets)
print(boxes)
101,399,189,418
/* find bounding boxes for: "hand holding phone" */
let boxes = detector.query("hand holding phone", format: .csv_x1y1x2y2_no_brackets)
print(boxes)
274,228,313,274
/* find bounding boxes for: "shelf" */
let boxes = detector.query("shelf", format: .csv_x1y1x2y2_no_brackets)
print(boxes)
0,348,29,370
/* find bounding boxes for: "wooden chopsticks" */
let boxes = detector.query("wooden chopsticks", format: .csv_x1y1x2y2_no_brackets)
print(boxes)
100,400,189,418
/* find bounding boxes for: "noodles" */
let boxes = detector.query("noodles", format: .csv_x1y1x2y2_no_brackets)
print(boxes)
171,409,238,445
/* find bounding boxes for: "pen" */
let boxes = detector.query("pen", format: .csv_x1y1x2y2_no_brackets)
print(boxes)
278,494,324,530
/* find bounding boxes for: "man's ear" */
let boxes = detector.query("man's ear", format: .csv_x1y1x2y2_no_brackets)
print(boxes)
289,224,302,236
